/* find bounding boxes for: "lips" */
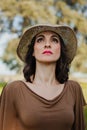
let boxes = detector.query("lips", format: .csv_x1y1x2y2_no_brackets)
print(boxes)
42,50,53,54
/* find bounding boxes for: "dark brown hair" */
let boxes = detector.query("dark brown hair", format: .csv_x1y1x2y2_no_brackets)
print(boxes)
23,34,70,84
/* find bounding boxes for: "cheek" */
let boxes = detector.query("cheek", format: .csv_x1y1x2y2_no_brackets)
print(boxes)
55,44,61,54
34,46,40,54
34,44,43,51
33,45,42,57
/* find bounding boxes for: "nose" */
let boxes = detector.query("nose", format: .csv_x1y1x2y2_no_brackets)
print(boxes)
44,40,51,48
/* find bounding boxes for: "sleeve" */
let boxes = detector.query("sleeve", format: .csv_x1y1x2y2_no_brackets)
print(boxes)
72,82,87,130
0,83,16,130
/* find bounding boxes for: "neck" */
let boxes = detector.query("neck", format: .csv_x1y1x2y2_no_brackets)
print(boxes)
33,61,59,86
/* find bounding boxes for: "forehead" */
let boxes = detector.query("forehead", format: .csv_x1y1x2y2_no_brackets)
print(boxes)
36,31,59,37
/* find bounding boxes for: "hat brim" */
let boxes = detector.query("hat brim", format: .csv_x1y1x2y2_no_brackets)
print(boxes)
17,24,77,63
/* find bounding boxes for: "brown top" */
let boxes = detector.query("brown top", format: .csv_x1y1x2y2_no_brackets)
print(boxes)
0,80,86,130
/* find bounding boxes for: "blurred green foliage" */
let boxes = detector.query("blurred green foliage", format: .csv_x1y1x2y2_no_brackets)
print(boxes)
0,0,87,73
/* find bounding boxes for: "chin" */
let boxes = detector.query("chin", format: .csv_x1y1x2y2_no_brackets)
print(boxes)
36,59,58,64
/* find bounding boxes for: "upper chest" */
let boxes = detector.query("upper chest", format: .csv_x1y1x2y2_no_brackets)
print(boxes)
15,81,75,116
24,82,65,100
14,82,75,129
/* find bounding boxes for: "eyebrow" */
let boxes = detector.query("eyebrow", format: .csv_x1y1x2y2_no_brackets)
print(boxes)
51,35,60,39
36,35,44,39
36,34,60,39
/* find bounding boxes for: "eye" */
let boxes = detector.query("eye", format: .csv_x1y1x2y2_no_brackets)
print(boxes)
52,37,59,43
36,37,44,43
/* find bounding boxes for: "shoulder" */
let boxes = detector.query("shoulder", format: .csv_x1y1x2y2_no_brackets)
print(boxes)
7,80,24,86
0,80,27,101
68,80,87,106
67,80,82,90
66,80,83,96
1,80,25,94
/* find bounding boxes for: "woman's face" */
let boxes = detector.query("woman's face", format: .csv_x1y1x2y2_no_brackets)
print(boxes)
33,31,61,63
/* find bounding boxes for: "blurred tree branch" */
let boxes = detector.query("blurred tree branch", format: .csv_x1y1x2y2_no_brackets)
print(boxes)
0,0,87,73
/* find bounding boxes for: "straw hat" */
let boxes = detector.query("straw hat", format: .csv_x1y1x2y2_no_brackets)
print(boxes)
17,24,77,63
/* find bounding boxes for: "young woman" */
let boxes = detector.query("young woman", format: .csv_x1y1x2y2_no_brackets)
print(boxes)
0,24,86,130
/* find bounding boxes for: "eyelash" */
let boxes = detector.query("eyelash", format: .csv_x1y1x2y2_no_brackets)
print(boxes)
52,38,59,43
36,38,43,43
36,37,59,43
